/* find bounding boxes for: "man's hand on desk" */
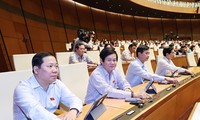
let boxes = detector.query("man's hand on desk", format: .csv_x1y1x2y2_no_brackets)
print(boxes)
133,92,151,99
165,77,178,84
63,109,77,120
185,69,194,75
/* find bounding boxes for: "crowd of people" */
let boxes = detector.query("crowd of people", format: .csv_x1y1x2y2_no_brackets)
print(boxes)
13,28,200,119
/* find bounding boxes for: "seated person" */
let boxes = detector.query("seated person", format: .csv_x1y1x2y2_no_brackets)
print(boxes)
121,42,137,62
73,29,92,51
69,42,97,67
126,45,177,87
159,43,166,49
13,52,82,120
104,43,115,49
155,47,193,76
177,45,187,55
84,48,148,104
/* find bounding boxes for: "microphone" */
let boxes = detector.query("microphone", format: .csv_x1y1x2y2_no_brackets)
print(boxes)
171,69,178,77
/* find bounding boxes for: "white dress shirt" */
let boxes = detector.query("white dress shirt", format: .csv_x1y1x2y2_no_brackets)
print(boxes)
155,56,186,76
126,58,165,87
121,50,134,61
69,52,93,64
14,76,82,120
85,65,132,104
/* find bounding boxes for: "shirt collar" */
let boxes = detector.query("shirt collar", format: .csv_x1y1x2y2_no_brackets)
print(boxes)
99,64,113,78
29,75,56,89
75,52,81,59
163,56,171,63
135,57,144,67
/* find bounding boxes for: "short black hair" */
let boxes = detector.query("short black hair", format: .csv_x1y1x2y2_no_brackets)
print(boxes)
163,47,173,56
32,51,53,73
100,48,118,62
128,42,137,49
75,42,85,49
136,45,149,57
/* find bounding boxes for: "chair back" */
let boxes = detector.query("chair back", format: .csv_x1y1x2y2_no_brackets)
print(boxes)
156,55,163,63
58,63,89,102
158,49,163,56
13,53,35,71
144,59,154,74
56,52,73,65
149,49,156,60
186,52,197,66
0,70,32,120
87,51,100,64
66,43,72,51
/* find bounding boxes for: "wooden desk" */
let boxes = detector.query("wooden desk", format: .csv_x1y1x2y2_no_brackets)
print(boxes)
122,62,129,74
87,66,96,75
172,55,198,67
134,67,200,120
59,67,200,120
173,55,188,67
58,105,125,120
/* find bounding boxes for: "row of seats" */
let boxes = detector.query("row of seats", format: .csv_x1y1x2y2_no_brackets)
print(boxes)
12,49,200,73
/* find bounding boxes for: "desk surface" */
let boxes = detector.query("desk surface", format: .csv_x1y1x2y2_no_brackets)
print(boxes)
59,67,200,120
58,105,126,120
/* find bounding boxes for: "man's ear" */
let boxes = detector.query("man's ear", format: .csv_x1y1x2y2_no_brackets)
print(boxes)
33,66,39,74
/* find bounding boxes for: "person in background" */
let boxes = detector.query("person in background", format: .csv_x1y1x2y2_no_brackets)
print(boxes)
126,45,177,87
155,47,193,76
84,48,148,104
14,52,82,120
73,29,92,51
104,43,115,49
121,42,137,62
69,42,97,67
177,45,187,55
186,44,192,53
159,43,166,49
87,31,95,49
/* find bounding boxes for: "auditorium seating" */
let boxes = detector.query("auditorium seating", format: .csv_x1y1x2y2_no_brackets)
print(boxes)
158,49,163,56
149,49,156,60
13,53,35,71
0,70,32,120
123,43,130,51
56,52,72,65
156,55,163,63
87,50,100,64
186,52,197,66
92,45,99,50
66,43,72,51
58,63,89,102
197,52,200,59
144,59,154,74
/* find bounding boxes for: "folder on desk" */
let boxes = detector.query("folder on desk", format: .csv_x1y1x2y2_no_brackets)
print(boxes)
84,94,107,120
144,79,157,94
